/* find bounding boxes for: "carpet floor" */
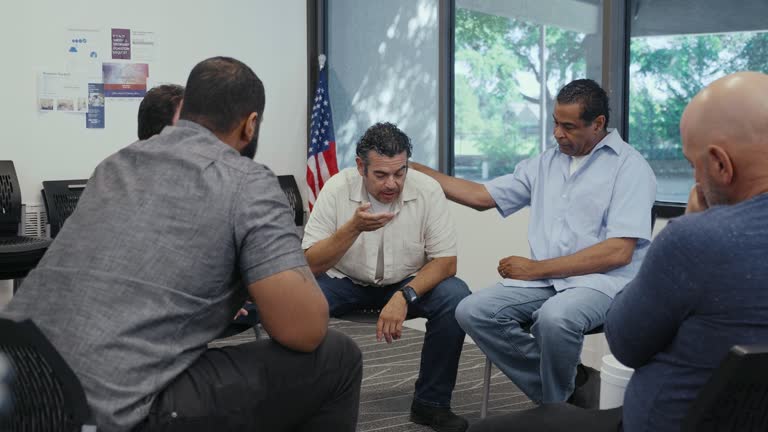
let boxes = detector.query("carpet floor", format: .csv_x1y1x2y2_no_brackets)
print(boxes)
211,319,536,431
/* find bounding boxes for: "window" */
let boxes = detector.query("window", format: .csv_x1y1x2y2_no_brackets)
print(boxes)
453,0,603,181
321,1,768,206
628,0,768,203
326,0,440,170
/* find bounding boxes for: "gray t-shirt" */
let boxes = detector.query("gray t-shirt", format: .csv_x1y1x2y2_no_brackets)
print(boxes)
3,120,307,431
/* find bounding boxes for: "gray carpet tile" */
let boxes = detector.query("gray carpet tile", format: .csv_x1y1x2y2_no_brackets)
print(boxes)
212,319,535,431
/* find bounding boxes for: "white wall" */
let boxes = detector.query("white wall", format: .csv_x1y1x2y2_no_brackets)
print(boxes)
453,203,532,290
0,0,308,206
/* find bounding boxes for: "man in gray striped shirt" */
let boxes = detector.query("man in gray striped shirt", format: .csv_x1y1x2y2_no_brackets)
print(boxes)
4,57,362,432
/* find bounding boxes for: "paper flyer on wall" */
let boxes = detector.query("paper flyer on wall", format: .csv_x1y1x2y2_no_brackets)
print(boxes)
86,83,105,128
111,28,131,59
103,62,149,97
66,27,105,82
131,30,157,62
37,72,88,113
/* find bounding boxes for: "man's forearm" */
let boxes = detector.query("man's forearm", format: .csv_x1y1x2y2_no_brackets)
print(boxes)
304,222,360,275
410,162,495,210
407,256,457,296
534,238,637,279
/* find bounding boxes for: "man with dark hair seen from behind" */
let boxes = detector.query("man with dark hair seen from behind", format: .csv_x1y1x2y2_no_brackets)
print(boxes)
413,79,656,406
303,122,471,432
468,71,768,432
2,57,362,431
137,84,185,140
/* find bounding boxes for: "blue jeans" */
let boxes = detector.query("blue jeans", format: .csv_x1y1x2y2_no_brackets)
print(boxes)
455,284,612,403
316,273,470,408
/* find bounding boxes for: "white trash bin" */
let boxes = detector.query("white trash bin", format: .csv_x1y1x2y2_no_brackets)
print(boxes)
599,354,634,409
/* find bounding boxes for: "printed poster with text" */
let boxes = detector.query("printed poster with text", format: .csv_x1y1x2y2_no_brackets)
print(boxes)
66,27,105,81
86,83,105,128
111,28,131,59
37,72,88,113
103,63,149,97
131,30,156,62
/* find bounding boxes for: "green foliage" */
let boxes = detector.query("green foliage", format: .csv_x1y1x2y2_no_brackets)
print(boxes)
455,7,768,178
629,32,768,161
454,8,589,178
738,32,768,72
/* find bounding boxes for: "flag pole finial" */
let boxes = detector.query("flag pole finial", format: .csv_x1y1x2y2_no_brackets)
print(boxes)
319,54,326,70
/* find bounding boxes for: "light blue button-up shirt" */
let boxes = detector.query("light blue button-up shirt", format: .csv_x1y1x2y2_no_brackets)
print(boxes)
485,129,656,298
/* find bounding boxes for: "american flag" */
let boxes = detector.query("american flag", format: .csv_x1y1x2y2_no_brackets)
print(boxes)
306,56,339,211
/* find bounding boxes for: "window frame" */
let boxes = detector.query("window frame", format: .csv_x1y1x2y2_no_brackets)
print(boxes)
622,0,686,213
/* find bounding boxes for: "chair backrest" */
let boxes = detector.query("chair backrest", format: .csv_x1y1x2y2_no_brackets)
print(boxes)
277,175,303,226
0,318,94,432
42,180,88,238
0,161,22,237
0,353,10,417
682,345,768,432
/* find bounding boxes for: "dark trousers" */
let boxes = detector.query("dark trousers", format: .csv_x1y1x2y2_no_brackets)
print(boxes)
317,273,470,408
468,404,623,432
136,329,362,432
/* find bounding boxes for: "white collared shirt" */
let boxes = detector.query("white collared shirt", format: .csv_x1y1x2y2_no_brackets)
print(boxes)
302,167,457,286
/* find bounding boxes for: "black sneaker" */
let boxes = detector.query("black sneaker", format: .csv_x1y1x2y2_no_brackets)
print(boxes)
567,364,600,409
410,400,469,432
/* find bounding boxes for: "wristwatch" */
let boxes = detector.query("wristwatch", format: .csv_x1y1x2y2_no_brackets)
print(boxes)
399,285,419,305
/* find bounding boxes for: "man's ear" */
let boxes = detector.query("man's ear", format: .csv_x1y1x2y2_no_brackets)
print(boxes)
707,145,734,186
593,115,606,132
355,156,365,177
241,112,259,142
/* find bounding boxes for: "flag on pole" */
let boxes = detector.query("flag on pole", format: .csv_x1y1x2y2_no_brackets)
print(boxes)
306,54,339,211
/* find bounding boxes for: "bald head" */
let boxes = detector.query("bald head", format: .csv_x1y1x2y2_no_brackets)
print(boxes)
681,72,768,206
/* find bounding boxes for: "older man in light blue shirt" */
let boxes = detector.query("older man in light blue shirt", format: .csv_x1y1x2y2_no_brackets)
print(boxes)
412,79,656,404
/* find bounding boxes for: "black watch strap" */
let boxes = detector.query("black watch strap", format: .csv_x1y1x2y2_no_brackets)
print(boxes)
400,285,419,304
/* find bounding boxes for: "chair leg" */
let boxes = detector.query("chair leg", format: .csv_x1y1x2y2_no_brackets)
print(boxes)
480,357,492,418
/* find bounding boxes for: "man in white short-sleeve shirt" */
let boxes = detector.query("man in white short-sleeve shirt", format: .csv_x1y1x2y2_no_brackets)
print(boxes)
303,122,471,432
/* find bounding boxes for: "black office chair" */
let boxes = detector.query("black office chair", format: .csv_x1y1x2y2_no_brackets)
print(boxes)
0,161,51,287
682,344,768,432
277,175,304,226
0,318,96,432
41,179,88,239
0,353,10,418
470,345,768,432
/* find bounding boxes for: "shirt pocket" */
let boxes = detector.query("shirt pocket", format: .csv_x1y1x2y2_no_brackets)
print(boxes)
568,189,610,239
398,239,426,274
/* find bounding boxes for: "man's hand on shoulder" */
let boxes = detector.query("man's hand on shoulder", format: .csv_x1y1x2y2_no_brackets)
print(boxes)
377,293,407,343
348,203,395,234
498,256,542,281
409,161,428,173
685,183,709,214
